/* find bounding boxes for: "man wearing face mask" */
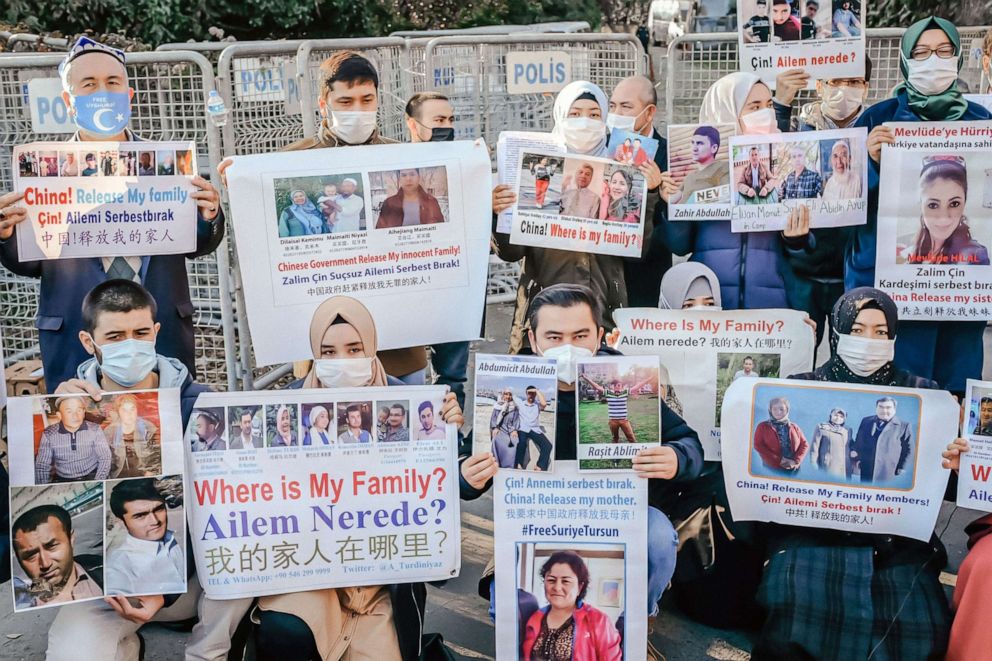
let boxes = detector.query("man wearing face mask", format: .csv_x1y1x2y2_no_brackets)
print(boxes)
772,57,873,131
0,37,225,390
221,50,429,388
478,284,704,657
607,75,673,307
47,278,255,661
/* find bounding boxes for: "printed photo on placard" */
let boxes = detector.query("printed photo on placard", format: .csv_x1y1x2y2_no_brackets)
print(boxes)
958,380,992,512
190,407,226,453
608,128,659,165
716,352,781,424
266,403,299,447
301,402,335,446
229,405,264,450
667,123,735,220
377,399,411,442
369,166,450,229
273,174,366,237
576,355,661,470
516,154,566,212
104,475,186,596
967,385,992,437
473,354,558,471
411,398,447,441
336,400,374,444
11,482,105,611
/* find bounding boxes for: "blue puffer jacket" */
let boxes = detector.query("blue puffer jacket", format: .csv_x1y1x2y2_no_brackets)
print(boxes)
652,211,806,310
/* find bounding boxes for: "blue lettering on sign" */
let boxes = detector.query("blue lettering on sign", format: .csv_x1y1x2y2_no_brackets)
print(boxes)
433,66,455,87
35,96,70,126
510,57,569,86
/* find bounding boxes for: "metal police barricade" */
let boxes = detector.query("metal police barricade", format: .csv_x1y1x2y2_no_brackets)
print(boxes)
423,33,644,145
296,37,408,142
665,27,992,127
0,50,238,391
389,21,592,38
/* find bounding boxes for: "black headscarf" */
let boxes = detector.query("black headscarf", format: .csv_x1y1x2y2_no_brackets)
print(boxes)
814,287,900,385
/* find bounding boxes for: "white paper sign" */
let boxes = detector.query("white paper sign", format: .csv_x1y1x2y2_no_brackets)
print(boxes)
13,140,199,260
226,141,492,366
27,78,74,134
8,389,186,611
958,379,992,511
495,131,566,233
495,462,647,660
875,121,992,321
511,150,648,257
729,128,868,232
505,51,572,94
737,0,866,85
612,308,815,460
185,386,460,599
722,378,957,541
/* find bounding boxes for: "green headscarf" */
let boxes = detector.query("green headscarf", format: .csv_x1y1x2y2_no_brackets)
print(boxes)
894,16,968,121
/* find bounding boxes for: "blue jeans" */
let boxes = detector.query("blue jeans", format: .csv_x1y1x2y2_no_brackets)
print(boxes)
488,506,678,618
431,341,469,408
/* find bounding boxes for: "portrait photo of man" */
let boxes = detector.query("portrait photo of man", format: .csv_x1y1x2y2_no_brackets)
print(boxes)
380,402,410,443
852,397,914,484
229,407,262,450
12,503,104,610
105,478,185,595
734,356,760,381
35,396,112,484
190,409,226,453
973,396,992,436
338,403,372,444
559,162,601,219
670,126,730,205
413,400,446,441
778,144,823,200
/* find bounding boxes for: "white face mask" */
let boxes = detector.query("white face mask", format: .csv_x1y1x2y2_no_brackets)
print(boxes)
539,343,594,385
330,110,377,144
606,112,636,133
905,54,960,96
560,117,606,153
97,338,157,388
315,357,374,388
821,85,865,121
739,107,778,135
835,333,895,377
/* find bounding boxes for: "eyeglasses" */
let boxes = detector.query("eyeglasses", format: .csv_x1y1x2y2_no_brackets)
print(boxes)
909,44,957,61
826,79,867,88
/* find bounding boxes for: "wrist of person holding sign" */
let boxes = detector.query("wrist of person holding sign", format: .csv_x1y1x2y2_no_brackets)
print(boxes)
867,126,895,164
942,438,970,471
0,191,28,240
638,160,663,192
492,184,517,215
191,175,221,221
774,69,810,107
461,452,499,491
781,205,811,247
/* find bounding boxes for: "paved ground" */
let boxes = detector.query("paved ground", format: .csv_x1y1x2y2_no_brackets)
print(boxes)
0,302,986,660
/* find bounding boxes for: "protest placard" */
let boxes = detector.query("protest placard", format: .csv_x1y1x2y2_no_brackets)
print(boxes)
721,378,958,541
495,132,566,233
7,389,185,611
611,308,814,460
13,141,199,260
608,128,659,165
575,355,660,470
511,151,647,257
874,121,992,321
472,354,558,472
667,123,735,221
494,461,648,660
737,0,866,85
729,128,868,232
225,141,492,366
184,386,460,599
958,379,992,511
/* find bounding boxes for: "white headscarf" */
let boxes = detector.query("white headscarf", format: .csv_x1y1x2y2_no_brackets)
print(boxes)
552,80,610,157
658,262,723,309
699,72,763,125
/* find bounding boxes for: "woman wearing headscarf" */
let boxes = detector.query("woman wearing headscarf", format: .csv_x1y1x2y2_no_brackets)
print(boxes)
850,16,992,394
278,189,324,237
657,262,723,310
752,287,954,660
492,81,636,353
252,295,498,661
600,169,639,223
489,388,521,468
302,405,332,446
753,397,808,473
811,407,854,479
654,72,813,310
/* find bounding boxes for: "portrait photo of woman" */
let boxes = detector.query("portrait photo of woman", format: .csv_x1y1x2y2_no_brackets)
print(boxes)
901,155,989,265
374,167,446,228
753,396,809,473
490,388,520,468
811,407,854,479
599,168,640,223
521,550,622,661
278,189,326,238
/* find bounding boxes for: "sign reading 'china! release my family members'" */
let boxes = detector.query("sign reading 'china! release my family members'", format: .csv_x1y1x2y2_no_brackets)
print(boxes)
225,141,492,366
611,308,815,460
511,150,648,258
184,387,460,599
722,378,958,541
13,141,199,260
875,121,992,321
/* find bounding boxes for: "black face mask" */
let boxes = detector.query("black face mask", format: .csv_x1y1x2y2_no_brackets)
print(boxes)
428,127,455,142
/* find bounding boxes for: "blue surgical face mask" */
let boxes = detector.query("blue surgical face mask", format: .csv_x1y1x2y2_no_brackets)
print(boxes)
70,90,131,136
97,338,157,387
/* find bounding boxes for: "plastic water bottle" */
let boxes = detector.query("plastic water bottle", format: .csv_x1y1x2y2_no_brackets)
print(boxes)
205,90,229,128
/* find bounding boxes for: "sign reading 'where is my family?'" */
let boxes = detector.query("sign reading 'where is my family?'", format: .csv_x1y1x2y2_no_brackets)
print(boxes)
721,378,958,541
185,387,461,599
14,141,199,260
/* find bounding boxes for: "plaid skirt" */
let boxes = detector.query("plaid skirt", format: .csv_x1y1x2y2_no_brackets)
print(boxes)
754,543,950,660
